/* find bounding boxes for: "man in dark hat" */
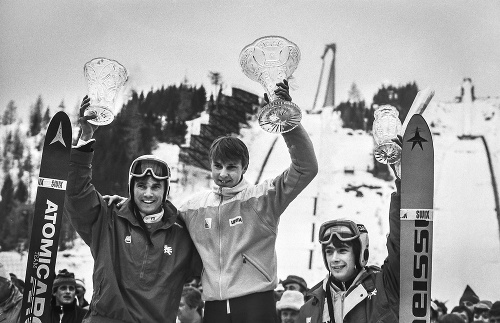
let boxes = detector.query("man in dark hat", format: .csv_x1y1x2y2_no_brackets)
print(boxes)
280,275,308,296
489,301,500,323
50,269,87,323
473,300,492,322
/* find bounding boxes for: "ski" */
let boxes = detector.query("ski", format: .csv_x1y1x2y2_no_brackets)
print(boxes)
20,111,72,323
399,114,434,323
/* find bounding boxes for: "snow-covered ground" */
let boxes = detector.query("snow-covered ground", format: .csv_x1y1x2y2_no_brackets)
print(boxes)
1,96,499,307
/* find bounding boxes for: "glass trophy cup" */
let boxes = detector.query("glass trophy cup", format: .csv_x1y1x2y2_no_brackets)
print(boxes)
372,105,402,164
83,57,128,125
239,36,301,133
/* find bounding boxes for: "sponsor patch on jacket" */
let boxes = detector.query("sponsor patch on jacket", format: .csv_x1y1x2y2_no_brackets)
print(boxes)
125,235,131,244
204,218,212,229
229,216,243,227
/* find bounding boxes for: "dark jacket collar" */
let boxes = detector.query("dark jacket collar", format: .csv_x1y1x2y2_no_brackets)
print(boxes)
306,267,378,300
51,297,78,314
117,199,179,230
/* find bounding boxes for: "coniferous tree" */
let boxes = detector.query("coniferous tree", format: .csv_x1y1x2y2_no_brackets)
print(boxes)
368,82,419,130
41,107,51,130
29,95,44,136
23,151,33,203
208,71,222,99
348,82,362,103
3,131,12,159
14,180,28,203
58,100,66,111
0,174,15,222
12,127,24,161
2,100,18,125
192,85,207,116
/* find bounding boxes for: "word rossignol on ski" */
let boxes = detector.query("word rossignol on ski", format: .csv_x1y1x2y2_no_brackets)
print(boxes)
399,114,434,323
20,111,72,323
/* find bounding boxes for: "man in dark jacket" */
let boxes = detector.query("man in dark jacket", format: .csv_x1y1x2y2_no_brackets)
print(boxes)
299,163,401,323
64,96,202,322
50,269,87,323
0,263,22,323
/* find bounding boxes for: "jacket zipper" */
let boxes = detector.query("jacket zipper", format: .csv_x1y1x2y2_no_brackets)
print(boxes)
218,187,223,299
242,254,272,282
140,244,149,279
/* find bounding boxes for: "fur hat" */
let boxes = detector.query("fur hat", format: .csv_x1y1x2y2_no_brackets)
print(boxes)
279,275,307,291
276,290,305,312
52,269,76,292
474,300,492,311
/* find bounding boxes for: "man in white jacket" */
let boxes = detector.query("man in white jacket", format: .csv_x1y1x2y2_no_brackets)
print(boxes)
179,80,318,323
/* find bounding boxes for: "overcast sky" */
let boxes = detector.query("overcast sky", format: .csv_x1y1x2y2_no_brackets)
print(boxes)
1,0,499,120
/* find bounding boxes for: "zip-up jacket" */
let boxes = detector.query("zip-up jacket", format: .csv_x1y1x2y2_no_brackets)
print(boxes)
64,149,201,323
180,124,318,301
298,180,401,323
50,298,87,323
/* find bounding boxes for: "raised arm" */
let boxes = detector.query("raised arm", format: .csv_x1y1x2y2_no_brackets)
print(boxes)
382,137,403,298
63,96,104,246
254,81,318,219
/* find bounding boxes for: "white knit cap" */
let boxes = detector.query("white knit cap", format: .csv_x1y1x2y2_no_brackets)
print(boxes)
75,278,86,290
276,290,305,311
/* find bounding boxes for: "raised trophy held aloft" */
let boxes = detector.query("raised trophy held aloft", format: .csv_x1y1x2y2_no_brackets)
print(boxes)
83,57,128,126
239,36,301,133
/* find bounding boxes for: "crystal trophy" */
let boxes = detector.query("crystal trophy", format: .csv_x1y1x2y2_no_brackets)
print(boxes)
83,57,128,125
373,105,402,164
239,36,301,133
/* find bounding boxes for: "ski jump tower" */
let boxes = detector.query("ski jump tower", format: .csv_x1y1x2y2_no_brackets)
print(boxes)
312,43,337,111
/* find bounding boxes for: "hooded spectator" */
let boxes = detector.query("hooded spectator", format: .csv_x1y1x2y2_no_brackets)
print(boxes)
460,285,480,313
9,273,25,294
74,278,89,310
276,290,304,323
0,263,22,323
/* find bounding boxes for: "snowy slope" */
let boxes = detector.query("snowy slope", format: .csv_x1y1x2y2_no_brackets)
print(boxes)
1,97,499,306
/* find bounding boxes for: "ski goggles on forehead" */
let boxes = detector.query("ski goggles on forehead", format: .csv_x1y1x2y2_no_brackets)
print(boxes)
130,158,171,180
319,220,366,244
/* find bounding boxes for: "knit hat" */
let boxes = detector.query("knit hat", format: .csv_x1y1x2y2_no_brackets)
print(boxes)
75,278,86,290
459,285,479,306
279,275,307,292
490,301,500,317
276,290,305,311
0,263,8,280
52,269,76,291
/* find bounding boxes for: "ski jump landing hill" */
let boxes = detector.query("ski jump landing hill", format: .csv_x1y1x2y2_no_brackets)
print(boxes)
252,97,500,306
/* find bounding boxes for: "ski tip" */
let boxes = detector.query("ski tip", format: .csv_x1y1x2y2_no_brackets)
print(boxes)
45,111,72,149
